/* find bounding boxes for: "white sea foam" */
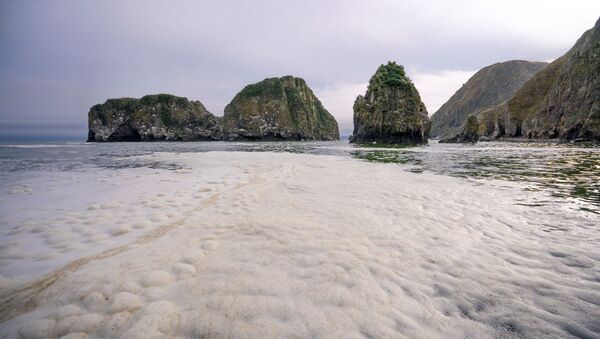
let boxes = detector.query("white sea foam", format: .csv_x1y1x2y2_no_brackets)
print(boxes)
0,154,248,288
0,151,599,338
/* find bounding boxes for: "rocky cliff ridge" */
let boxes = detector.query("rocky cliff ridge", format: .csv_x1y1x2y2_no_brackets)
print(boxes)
485,17,600,141
430,60,547,139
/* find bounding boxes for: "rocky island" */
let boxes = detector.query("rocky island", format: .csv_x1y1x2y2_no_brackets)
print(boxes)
87,94,221,142
430,60,547,140
222,76,339,141
349,62,431,144
88,77,339,142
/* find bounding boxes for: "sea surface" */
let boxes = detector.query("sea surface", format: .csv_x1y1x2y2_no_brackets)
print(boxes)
1,140,599,338
1,140,599,212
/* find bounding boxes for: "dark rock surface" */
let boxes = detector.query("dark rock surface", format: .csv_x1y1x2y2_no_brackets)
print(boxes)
430,60,547,139
492,17,600,141
222,76,339,141
87,94,221,142
439,114,479,143
349,62,431,144
474,17,600,142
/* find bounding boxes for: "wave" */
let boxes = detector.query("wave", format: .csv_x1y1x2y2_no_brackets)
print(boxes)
0,143,91,148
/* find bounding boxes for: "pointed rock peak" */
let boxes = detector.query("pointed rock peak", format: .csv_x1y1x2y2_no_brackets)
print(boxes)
350,61,431,145
370,61,412,88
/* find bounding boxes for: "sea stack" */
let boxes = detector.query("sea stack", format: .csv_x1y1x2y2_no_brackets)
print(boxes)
222,76,339,141
349,62,431,144
87,94,221,142
430,60,547,139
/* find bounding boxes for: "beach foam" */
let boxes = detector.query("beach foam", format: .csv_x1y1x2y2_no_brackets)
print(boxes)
0,154,249,289
0,151,599,338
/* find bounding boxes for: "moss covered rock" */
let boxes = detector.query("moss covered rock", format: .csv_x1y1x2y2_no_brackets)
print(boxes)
498,17,600,141
87,94,221,142
349,62,431,144
439,114,479,143
222,76,339,140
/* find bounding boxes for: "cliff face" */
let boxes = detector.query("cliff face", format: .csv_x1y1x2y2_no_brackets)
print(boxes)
87,94,221,142
439,114,479,143
493,17,600,141
349,62,431,144
222,76,339,141
430,60,547,138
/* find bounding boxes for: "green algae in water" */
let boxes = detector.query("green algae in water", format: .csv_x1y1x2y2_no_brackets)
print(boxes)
355,143,418,149
351,141,600,211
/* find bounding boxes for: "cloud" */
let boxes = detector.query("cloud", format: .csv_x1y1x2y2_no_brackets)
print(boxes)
410,69,477,114
1,0,599,139
315,83,367,136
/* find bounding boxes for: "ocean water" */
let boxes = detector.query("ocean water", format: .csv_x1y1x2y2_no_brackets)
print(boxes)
0,140,599,338
1,140,599,211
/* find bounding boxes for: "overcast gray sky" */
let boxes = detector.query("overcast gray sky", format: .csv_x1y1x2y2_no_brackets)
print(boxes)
1,0,599,139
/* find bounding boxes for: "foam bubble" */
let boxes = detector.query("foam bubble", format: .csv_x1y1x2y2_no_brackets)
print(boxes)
20,318,56,339
172,263,197,276
109,292,142,313
141,270,173,287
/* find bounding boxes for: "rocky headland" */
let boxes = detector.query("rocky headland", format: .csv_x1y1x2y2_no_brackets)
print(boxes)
433,17,600,143
430,60,547,140
482,17,600,141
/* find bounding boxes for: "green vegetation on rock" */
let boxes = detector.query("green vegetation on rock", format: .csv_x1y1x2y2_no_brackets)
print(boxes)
350,61,431,144
222,76,339,141
430,60,547,139
436,17,600,142
501,17,600,141
87,94,221,142
439,114,480,143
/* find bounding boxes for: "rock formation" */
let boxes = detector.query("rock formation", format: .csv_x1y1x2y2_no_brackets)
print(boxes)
488,17,600,141
222,76,339,140
430,60,547,139
349,62,431,144
87,94,221,142
439,114,479,143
